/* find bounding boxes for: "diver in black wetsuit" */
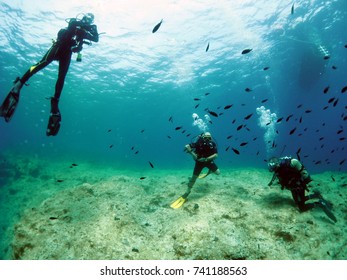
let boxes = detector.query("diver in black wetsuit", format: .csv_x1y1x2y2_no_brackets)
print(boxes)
268,156,337,222
0,13,99,136
170,132,221,209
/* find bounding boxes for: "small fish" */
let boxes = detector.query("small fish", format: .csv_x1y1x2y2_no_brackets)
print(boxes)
71,163,78,167
305,109,312,113
299,116,302,123
194,98,201,101
227,135,233,139
272,141,276,148
56,179,64,183
277,117,283,123
332,65,337,70
224,104,233,110
261,99,268,103
331,175,335,182
323,55,330,60
107,129,112,132
244,113,253,120
289,127,297,135
205,92,210,96
135,150,139,154
245,88,252,92
242,48,252,54
323,86,330,94
240,142,248,147
141,129,145,133
337,129,343,134
232,119,236,124
206,42,210,52
149,161,154,168
232,148,240,155
195,104,200,109
323,106,329,110
333,99,339,107
237,124,243,131
109,144,114,148
140,177,146,180
175,126,182,130
263,67,270,71
208,110,218,117
286,114,293,122
291,3,294,15
225,146,230,151
297,104,303,108
168,116,173,123
49,217,58,220
341,86,347,93
340,159,346,165
328,97,335,103
152,19,163,33
167,135,172,139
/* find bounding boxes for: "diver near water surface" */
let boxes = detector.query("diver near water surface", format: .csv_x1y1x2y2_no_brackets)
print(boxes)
267,156,337,223
171,132,221,209
0,13,99,136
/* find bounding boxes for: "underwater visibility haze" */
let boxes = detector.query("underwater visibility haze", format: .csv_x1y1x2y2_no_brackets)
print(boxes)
0,0,346,260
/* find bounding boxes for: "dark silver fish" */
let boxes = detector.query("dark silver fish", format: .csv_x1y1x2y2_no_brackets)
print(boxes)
208,110,218,117
152,19,163,33
242,48,252,54
291,4,294,15
206,42,210,52
232,148,240,155
244,113,253,120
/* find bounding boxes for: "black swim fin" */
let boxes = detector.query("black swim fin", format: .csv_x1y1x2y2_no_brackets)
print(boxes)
0,90,20,122
46,113,61,136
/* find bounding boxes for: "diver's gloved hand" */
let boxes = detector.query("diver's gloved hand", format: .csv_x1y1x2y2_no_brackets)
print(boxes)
46,112,61,136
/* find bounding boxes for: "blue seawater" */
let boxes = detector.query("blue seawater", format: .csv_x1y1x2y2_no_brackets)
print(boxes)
0,0,346,172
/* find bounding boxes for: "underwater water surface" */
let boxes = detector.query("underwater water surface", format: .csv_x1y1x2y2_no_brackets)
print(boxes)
0,0,346,260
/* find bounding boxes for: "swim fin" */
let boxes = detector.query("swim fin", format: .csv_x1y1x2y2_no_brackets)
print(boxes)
46,113,61,136
199,171,211,179
198,168,211,179
0,90,20,122
318,199,337,223
170,196,187,209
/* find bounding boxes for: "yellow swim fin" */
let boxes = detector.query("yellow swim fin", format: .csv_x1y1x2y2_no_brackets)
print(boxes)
198,169,211,179
198,173,209,179
170,196,187,209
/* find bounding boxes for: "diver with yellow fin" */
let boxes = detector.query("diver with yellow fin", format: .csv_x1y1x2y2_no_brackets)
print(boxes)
170,132,220,209
0,13,99,136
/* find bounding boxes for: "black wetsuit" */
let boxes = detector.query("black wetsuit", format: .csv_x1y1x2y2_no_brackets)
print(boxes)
20,18,99,101
274,157,316,211
190,137,218,176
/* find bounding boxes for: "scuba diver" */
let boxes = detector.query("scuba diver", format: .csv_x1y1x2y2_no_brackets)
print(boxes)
171,132,221,209
268,156,337,223
0,13,99,136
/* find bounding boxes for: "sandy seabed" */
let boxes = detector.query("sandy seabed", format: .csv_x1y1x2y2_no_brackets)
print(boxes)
0,154,346,260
